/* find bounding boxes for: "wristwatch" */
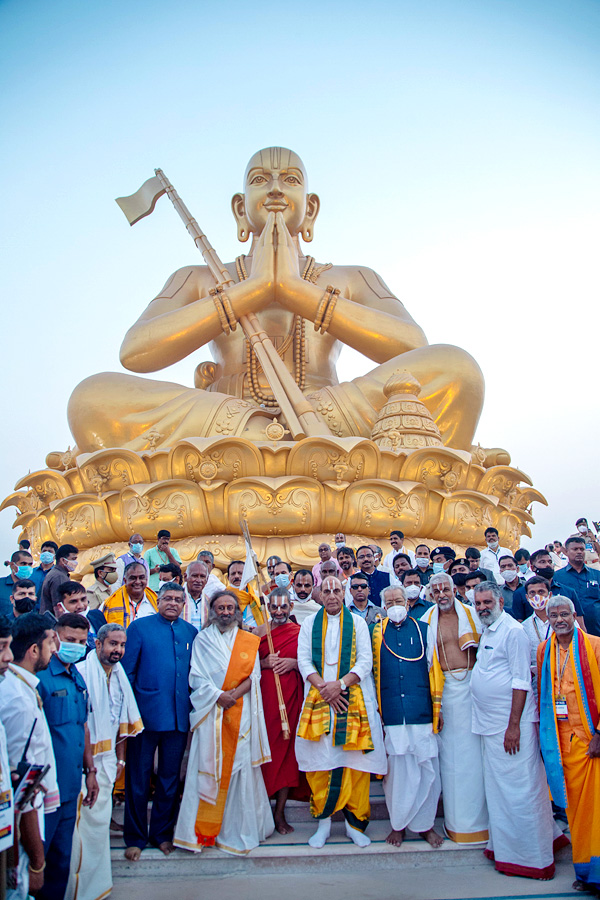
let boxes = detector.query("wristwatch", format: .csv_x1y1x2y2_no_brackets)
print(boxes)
339,678,348,692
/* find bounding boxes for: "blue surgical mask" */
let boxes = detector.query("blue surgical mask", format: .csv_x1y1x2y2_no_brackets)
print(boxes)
131,543,143,555
57,642,86,664
17,565,33,579
518,563,528,574
432,562,445,574
40,551,55,566
274,573,291,589
416,558,429,569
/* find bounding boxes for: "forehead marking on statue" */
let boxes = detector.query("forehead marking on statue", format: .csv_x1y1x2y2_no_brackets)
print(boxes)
244,147,308,183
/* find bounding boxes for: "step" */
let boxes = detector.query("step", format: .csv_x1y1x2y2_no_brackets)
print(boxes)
110,791,572,879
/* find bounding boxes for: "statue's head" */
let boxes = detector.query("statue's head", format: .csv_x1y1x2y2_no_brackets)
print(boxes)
232,146,320,243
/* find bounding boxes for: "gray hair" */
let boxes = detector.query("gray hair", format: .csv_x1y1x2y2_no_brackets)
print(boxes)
429,572,454,590
157,581,186,599
123,560,147,579
473,581,503,603
197,549,214,564
380,584,407,605
268,588,290,603
96,623,126,643
546,594,575,615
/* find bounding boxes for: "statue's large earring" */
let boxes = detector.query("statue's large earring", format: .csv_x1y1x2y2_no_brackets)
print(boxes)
231,193,250,243
300,192,320,243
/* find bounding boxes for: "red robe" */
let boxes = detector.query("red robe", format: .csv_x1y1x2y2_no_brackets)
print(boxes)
259,622,308,798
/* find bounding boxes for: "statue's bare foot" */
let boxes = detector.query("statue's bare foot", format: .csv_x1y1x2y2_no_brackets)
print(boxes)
124,846,141,861
471,445,511,468
386,828,405,847
274,813,294,834
158,841,175,856
419,828,444,848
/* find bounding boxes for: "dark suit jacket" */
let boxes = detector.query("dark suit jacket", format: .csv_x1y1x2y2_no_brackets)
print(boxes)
122,613,197,732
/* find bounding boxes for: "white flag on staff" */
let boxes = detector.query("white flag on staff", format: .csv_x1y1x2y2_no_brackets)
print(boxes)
115,175,166,225
239,521,259,591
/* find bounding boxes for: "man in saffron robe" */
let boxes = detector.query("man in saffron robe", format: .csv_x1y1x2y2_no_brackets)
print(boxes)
538,595,600,894
296,576,386,849
174,590,273,855
257,588,307,834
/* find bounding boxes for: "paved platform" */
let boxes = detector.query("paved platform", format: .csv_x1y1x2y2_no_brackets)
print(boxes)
110,783,572,881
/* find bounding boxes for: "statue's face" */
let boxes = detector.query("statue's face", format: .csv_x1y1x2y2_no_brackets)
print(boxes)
233,147,318,242
244,158,307,235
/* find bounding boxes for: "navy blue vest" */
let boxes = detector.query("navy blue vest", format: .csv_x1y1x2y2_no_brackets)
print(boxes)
379,617,432,726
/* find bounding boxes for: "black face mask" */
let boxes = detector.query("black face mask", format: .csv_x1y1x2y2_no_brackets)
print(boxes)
533,566,554,582
14,596,36,614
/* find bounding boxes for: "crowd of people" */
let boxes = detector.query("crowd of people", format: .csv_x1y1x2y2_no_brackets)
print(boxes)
0,516,599,899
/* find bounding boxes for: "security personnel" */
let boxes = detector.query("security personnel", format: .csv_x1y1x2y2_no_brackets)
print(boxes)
122,581,197,858
37,613,99,900
87,551,119,609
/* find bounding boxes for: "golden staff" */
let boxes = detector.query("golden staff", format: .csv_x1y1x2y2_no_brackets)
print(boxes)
240,519,290,740
116,170,326,441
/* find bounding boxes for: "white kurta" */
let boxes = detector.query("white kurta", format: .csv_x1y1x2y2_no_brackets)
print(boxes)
174,625,273,855
470,613,555,875
295,611,386,775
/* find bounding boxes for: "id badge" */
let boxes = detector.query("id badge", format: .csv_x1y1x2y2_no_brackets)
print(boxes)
555,696,568,720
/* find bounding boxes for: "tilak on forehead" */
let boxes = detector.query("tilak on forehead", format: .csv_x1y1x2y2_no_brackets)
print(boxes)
244,147,308,182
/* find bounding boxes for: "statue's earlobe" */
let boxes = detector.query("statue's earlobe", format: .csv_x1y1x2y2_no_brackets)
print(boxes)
231,193,250,243
301,193,320,243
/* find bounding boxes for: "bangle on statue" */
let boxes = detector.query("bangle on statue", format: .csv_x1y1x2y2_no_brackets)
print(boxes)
220,293,237,332
29,861,46,874
209,286,234,335
320,287,339,334
314,285,340,334
314,288,331,332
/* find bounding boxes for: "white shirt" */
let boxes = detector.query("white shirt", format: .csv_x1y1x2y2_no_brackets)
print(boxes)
521,613,551,701
383,546,416,570
295,611,386,774
0,666,59,828
479,546,512,583
289,590,321,625
470,611,536,735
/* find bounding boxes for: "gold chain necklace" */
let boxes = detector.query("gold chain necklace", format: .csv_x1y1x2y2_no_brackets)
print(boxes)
236,254,308,407
438,628,470,681
381,618,425,661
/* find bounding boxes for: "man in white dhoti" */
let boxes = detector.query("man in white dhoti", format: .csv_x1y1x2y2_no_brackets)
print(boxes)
471,582,569,879
421,573,489,844
66,624,143,900
371,586,443,848
174,591,273,855
296,577,386,849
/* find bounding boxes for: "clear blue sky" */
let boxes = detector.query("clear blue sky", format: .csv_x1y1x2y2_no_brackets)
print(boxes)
1,0,599,555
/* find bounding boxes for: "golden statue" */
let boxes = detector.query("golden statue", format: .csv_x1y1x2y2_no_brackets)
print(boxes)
1,148,545,570
68,147,486,454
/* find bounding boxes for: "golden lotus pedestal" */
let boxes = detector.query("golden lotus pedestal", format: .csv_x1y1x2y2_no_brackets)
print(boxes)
1,433,545,574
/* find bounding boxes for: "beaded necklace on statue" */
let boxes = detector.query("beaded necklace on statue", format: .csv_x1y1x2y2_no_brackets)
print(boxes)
235,254,319,407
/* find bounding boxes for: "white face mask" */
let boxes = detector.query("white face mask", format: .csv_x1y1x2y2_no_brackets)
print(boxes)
466,588,475,603
528,593,549,610
578,524,588,534
405,585,421,600
416,557,429,569
386,605,408,624
335,542,345,549
502,568,518,582
487,540,499,551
